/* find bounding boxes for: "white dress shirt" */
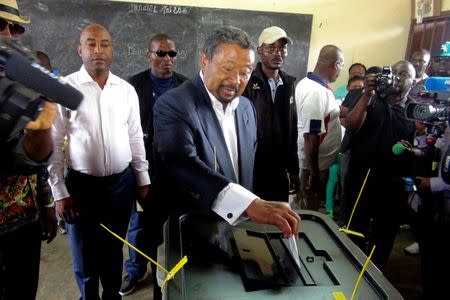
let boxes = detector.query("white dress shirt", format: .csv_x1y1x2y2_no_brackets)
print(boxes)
48,65,150,201
199,72,258,225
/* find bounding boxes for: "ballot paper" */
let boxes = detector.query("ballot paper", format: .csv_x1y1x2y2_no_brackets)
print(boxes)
282,235,301,271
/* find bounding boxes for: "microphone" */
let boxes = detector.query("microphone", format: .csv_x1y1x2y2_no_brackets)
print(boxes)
1,46,83,110
392,142,407,155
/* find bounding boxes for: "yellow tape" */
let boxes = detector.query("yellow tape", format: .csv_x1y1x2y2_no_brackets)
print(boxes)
100,223,188,290
161,255,188,290
332,291,347,300
341,168,370,237
351,245,376,300
338,228,365,238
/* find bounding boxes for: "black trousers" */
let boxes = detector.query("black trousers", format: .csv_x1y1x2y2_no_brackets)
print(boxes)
0,221,42,300
343,166,407,271
66,166,136,300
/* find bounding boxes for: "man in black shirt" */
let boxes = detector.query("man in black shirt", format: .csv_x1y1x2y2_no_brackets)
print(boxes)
243,26,299,202
344,60,416,271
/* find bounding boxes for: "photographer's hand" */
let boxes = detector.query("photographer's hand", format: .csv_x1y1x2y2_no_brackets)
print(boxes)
25,101,57,130
345,74,377,134
398,139,423,157
363,74,378,98
416,176,431,193
23,101,57,162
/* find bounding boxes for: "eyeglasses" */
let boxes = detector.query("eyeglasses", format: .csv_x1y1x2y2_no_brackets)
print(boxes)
0,19,25,36
150,50,177,58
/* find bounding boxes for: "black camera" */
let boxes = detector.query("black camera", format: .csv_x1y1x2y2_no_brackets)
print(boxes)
376,66,396,95
0,38,83,143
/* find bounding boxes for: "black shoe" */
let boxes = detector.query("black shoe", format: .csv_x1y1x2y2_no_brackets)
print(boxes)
119,271,148,296
58,220,66,235
119,275,138,296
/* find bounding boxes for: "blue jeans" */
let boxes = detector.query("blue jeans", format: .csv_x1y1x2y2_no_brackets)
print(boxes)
124,210,149,279
66,166,135,300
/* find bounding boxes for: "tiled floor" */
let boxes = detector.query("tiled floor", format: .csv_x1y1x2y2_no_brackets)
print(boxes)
37,223,422,300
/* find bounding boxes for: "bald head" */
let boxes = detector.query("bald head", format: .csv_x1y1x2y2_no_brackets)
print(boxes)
314,45,344,83
391,60,416,101
318,45,343,64
78,23,114,80
80,24,112,44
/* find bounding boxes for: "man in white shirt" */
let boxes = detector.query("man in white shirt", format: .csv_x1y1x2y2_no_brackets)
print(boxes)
408,49,431,102
152,26,300,243
294,45,344,211
48,24,150,300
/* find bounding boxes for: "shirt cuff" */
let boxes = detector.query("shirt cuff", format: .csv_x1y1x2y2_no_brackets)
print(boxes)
51,182,70,201
212,183,258,225
45,202,55,208
135,170,151,186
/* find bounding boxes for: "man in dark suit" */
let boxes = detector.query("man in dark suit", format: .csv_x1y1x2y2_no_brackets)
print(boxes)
153,26,300,243
120,33,187,297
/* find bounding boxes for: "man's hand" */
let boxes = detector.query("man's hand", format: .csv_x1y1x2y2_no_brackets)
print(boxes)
136,184,149,201
23,101,57,162
25,101,57,131
416,176,431,193
306,171,320,193
364,74,378,97
245,199,300,238
40,207,57,243
288,173,300,194
55,197,79,224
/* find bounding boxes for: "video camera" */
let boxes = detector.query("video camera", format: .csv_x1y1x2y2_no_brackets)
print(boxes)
405,77,450,139
405,76,450,184
0,37,83,143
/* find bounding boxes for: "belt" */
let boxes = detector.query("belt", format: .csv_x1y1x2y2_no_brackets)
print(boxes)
68,165,132,183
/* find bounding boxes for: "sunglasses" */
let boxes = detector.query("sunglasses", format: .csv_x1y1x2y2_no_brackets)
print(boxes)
151,50,177,58
0,19,25,36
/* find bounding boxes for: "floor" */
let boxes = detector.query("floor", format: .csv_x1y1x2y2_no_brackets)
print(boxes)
36,223,422,300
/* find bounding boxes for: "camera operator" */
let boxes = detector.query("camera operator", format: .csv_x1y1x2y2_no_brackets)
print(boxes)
414,125,450,299
344,60,416,271
0,1,57,299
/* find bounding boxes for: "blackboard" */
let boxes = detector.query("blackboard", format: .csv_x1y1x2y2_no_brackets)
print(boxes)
18,0,312,81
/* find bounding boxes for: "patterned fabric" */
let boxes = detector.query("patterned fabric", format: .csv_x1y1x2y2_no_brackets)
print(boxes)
0,169,53,234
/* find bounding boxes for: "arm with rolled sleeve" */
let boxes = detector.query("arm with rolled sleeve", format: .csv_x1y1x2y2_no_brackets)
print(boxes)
126,87,150,186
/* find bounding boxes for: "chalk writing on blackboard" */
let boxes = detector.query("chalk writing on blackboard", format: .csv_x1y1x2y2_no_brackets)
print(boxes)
129,3,191,15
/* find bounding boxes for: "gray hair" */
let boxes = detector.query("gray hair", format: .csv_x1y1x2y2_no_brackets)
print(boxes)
202,26,253,60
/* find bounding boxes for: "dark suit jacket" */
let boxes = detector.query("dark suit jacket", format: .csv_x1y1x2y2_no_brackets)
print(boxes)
153,74,257,213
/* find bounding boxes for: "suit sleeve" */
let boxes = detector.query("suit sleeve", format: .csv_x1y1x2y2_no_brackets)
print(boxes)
153,94,231,211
